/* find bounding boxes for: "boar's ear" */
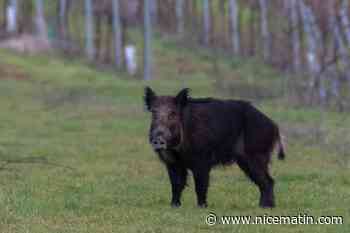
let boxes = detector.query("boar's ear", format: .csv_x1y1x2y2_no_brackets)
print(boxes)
144,86,156,111
175,88,190,108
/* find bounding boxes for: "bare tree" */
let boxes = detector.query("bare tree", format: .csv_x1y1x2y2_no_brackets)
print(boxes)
85,0,95,60
176,0,185,37
219,0,227,46
2,0,7,30
6,0,17,33
339,0,350,46
330,1,350,91
190,0,199,37
149,0,158,25
58,0,70,40
35,0,48,39
144,0,153,80
259,0,271,61
202,0,211,45
288,0,301,72
112,0,122,69
300,0,325,103
248,1,257,56
229,0,240,55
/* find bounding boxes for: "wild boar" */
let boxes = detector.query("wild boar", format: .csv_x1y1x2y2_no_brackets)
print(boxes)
144,87,285,208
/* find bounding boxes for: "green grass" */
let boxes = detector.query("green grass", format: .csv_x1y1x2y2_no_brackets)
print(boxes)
0,46,349,233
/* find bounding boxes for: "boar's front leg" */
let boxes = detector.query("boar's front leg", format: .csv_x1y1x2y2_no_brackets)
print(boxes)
192,165,211,208
166,164,188,207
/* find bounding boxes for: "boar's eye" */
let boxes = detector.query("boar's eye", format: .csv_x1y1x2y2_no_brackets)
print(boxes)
168,111,177,120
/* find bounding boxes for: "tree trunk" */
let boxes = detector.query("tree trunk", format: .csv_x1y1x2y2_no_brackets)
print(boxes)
19,1,33,34
288,0,301,72
192,0,198,35
248,2,256,56
299,0,325,103
149,0,158,25
202,0,210,46
112,0,123,69
176,0,184,36
6,0,17,33
35,0,48,39
58,0,70,40
85,0,95,60
339,0,350,46
144,0,153,80
330,1,350,91
229,0,240,55
219,0,226,47
258,0,271,61
3,0,8,30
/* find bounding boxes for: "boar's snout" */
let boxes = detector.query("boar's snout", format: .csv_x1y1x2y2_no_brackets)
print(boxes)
150,127,171,150
151,137,167,150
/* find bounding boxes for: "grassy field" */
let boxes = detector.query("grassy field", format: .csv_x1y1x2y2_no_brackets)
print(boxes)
0,44,349,233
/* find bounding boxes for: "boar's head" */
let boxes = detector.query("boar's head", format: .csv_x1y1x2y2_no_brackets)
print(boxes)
144,87,189,151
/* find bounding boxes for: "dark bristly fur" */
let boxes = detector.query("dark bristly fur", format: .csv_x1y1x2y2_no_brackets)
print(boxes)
144,87,285,208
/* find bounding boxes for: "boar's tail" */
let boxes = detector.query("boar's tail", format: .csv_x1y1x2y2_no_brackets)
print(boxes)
276,131,286,160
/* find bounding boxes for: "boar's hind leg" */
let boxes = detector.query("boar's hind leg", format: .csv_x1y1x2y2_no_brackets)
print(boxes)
192,166,211,208
166,164,188,207
236,155,275,208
